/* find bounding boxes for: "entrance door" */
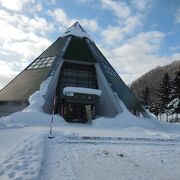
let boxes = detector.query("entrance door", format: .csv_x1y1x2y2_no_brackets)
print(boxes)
63,103,87,123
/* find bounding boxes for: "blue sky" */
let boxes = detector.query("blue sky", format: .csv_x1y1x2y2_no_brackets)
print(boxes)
0,0,179,89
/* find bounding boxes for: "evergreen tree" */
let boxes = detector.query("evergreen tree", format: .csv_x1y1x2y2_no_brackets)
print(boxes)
170,70,180,120
156,73,172,121
149,101,160,118
140,86,151,109
172,70,180,100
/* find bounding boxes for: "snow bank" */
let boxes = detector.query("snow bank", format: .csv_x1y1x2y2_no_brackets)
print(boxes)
0,111,65,128
0,135,45,180
0,76,66,128
93,112,180,131
23,76,52,113
93,95,180,131
63,87,102,96
93,113,161,129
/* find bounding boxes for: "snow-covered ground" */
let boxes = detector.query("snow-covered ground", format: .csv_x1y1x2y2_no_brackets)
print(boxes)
0,115,180,180
0,78,180,180
41,135,180,180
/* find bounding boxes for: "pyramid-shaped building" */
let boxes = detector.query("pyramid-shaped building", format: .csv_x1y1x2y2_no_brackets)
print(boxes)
0,22,149,122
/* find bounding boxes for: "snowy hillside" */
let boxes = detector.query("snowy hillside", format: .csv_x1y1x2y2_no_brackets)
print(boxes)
0,78,180,180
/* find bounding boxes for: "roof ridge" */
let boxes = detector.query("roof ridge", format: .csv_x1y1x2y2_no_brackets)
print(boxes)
62,22,93,41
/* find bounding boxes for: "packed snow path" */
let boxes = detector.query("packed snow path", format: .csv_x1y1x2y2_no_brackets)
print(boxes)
40,135,180,180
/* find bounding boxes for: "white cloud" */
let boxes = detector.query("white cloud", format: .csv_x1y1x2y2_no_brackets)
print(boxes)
80,19,99,32
122,16,142,33
3,37,51,59
100,0,143,44
0,0,32,11
46,0,57,4
98,31,178,84
76,0,92,3
101,26,124,43
171,53,180,60
131,0,153,12
48,8,99,32
175,7,180,24
0,9,52,89
0,54,20,89
29,3,43,13
112,31,165,55
101,0,131,19
0,73,17,89
0,10,54,37
170,45,180,52
74,0,100,10
101,15,142,44
0,10,52,59
48,8,74,27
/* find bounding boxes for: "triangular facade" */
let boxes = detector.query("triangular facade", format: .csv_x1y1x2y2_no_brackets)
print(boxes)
0,22,149,122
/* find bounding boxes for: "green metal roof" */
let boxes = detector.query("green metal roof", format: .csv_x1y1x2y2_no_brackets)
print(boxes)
63,36,97,63
0,68,51,101
38,36,69,58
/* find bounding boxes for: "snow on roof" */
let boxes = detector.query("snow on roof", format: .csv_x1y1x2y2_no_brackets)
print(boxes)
63,87,102,96
62,22,93,41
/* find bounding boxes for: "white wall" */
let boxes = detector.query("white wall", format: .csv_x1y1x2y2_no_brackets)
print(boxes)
43,59,64,113
95,64,123,117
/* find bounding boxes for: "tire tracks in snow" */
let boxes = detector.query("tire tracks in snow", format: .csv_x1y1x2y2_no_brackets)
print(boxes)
56,135,180,147
39,135,180,180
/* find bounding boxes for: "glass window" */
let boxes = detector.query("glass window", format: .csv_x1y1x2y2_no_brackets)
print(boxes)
26,56,56,70
66,82,76,87
27,65,33,69
39,64,46,68
48,59,54,63
102,62,119,78
33,65,39,69
66,79,77,84
78,71,89,78
66,70,77,77
31,62,35,66
41,57,46,61
46,63,52,67
43,60,49,63
78,79,88,85
41,61,47,64
46,57,51,60
78,84,89,88
88,72,92,78
33,59,39,63
61,64,98,89
51,56,56,60
38,59,44,63
35,62,42,65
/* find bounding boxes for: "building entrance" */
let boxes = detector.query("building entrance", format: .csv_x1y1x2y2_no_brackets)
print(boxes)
55,62,100,123
64,104,86,123
63,103,94,123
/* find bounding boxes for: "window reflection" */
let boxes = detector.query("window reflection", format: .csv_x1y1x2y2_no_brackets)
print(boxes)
27,56,56,70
